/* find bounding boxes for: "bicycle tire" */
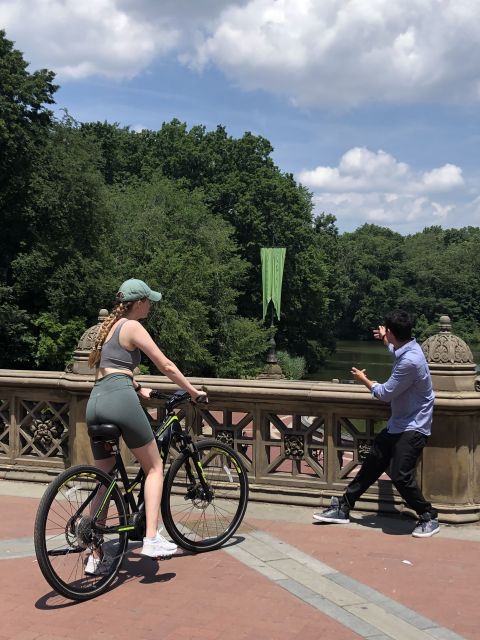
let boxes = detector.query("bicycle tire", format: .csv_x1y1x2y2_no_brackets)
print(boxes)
34,464,128,601
161,439,249,552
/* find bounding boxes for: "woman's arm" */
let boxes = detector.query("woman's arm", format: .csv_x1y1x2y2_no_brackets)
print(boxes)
125,321,204,399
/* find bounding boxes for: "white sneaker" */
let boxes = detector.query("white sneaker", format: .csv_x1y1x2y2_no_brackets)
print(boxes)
156,528,177,552
85,553,114,576
141,530,178,558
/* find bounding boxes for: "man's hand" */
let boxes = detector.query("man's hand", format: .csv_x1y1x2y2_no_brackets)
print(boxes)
351,367,377,391
373,325,387,343
351,367,368,384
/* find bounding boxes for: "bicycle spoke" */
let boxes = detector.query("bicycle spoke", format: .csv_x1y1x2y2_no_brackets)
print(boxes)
163,440,248,551
35,466,128,600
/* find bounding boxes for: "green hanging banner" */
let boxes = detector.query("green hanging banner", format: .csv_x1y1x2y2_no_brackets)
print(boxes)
261,247,286,320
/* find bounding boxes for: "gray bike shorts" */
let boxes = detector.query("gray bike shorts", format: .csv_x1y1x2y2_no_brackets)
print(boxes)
86,373,154,459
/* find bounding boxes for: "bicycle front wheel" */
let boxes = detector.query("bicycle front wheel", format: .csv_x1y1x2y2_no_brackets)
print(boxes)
161,439,249,552
34,465,128,601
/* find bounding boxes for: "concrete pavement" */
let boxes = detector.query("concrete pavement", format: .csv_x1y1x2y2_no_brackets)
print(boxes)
0,480,478,640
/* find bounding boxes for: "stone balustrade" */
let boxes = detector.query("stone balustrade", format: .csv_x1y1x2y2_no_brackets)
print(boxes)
1,368,479,523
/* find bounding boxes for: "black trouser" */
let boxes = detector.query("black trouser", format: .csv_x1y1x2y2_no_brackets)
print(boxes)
343,428,437,518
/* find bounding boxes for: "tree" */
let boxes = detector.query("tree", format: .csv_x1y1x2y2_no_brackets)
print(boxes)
338,225,405,338
0,29,58,281
33,312,85,370
11,116,115,319
108,175,268,376
0,285,36,368
80,120,340,369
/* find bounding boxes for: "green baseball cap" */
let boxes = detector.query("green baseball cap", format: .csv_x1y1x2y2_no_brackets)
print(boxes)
116,279,162,303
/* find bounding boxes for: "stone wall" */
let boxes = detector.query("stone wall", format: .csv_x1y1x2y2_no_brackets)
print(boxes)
1,370,479,522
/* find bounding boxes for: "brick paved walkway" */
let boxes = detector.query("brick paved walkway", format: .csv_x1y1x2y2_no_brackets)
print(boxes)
1,481,478,640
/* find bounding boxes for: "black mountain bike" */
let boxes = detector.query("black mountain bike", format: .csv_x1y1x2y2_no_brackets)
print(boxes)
34,389,249,601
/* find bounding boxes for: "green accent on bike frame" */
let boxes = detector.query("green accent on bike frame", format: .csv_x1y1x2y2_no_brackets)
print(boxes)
197,461,207,481
126,481,139,494
117,526,135,531
155,414,177,437
212,448,242,473
94,479,117,519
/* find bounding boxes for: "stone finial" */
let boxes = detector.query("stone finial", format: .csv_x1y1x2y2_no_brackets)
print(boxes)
438,315,452,332
421,315,476,391
421,315,474,365
67,309,109,374
257,334,285,380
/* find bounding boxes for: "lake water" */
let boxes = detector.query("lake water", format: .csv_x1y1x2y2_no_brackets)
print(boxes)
306,340,480,383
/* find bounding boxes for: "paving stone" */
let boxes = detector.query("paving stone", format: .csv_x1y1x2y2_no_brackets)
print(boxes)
329,571,389,604
269,558,365,606
379,598,439,630
0,536,35,559
345,603,442,640
238,535,287,562
249,529,334,574
423,628,467,640
223,545,287,580
0,486,473,640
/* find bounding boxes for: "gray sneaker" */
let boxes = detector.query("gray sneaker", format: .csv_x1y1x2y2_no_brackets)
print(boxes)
313,497,350,524
412,514,440,538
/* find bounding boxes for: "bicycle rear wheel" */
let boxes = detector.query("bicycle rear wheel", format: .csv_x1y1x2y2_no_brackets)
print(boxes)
34,465,128,601
161,439,248,552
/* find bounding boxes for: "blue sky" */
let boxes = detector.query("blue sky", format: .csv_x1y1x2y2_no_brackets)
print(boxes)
2,0,480,234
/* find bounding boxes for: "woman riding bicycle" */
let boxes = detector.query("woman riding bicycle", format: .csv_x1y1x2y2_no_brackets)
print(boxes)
86,278,205,573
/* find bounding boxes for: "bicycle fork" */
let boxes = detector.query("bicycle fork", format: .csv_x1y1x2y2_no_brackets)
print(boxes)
182,437,213,502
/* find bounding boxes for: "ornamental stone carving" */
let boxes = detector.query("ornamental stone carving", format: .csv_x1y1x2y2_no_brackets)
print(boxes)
421,315,477,392
68,309,109,374
421,315,473,365
31,418,64,451
284,434,304,459
216,430,235,448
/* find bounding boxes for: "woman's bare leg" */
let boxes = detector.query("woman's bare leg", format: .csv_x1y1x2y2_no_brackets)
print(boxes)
130,439,164,539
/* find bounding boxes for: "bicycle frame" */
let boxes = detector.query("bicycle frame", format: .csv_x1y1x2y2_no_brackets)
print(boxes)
89,403,209,537
34,387,249,601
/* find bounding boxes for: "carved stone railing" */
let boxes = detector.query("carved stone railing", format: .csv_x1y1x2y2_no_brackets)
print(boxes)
1,370,479,523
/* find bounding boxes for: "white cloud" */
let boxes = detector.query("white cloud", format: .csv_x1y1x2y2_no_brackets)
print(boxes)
0,0,178,79
299,148,410,192
2,0,480,108
420,164,464,192
299,148,473,232
299,148,464,195
190,0,480,108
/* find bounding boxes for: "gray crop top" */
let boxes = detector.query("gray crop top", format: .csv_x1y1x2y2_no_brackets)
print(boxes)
98,319,141,371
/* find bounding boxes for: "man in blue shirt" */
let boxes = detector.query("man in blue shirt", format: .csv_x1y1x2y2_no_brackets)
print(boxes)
313,310,439,538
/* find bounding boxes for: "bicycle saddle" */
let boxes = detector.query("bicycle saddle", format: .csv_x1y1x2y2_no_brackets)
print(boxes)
88,423,121,440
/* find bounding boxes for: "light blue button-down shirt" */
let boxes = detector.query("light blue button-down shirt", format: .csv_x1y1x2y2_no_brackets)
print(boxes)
371,339,435,436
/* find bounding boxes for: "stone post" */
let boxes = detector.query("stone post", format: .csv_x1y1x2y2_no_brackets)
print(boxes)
69,309,109,375
257,332,285,380
420,315,480,522
67,309,108,465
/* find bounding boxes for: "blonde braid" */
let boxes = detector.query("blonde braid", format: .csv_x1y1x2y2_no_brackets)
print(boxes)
88,302,133,368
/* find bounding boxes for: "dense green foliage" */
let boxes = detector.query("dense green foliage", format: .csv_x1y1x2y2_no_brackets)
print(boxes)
337,224,480,343
276,351,307,380
1,30,480,376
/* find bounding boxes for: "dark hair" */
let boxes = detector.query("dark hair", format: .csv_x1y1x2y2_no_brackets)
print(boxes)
384,309,413,342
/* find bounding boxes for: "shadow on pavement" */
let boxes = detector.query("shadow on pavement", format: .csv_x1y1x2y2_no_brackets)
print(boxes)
349,513,415,535
311,513,416,536
34,535,245,608
216,534,245,549
34,553,177,609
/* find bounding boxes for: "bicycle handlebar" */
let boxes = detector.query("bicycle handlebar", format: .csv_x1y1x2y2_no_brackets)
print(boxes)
149,388,208,410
